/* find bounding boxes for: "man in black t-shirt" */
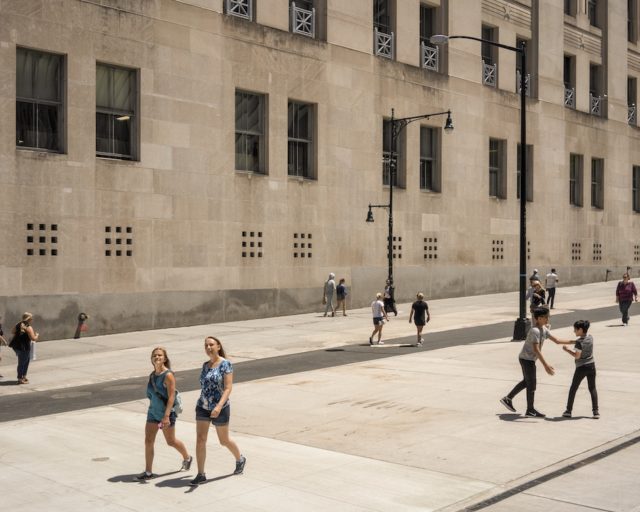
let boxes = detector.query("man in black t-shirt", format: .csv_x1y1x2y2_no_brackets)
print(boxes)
409,293,430,346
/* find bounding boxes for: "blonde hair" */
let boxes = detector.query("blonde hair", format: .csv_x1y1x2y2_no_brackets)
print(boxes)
22,312,33,322
417,293,424,300
150,346,171,369
205,336,227,358
376,292,382,299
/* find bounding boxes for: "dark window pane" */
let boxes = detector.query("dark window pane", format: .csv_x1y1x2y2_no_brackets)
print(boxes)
33,52,61,102
96,65,110,108
16,48,34,98
16,101,36,147
297,104,309,139
112,67,133,111
36,103,59,150
96,112,112,153
113,115,131,156
235,132,247,170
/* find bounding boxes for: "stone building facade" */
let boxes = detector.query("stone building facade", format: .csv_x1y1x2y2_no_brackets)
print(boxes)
1,0,639,338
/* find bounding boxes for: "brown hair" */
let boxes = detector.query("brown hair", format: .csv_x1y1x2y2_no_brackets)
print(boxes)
150,346,171,369
205,336,227,358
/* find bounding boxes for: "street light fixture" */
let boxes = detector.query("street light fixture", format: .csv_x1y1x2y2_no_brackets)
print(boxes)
367,109,454,299
430,34,529,340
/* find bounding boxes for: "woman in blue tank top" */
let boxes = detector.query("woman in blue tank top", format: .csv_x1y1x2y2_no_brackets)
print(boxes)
136,347,192,481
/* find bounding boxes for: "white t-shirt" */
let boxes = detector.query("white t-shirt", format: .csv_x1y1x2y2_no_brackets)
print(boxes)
545,273,558,288
371,300,384,318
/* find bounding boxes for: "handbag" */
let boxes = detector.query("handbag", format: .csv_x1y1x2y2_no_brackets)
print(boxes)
149,371,183,415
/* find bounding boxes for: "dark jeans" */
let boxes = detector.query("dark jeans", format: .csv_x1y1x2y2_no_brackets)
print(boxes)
566,364,598,413
546,287,556,308
507,358,537,411
383,298,397,315
619,300,632,324
13,347,31,379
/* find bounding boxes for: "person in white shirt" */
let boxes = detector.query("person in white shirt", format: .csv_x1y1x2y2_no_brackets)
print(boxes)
369,293,389,346
545,269,559,309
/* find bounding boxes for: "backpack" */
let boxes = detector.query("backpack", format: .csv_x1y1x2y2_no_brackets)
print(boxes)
149,371,183,415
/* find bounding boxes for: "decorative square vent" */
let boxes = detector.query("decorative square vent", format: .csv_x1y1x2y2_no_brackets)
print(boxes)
634,245,640,263
26,223,58,256
492,239,504,260
241,230,263,258
571,242,582,262
527,240,531,261
293,232,312,259
105,226,133,257
388,235,402,259
423,236,438,260
592,242,602,262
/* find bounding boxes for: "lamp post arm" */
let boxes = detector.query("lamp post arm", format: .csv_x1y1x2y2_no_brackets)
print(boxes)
446,35,521,54
391,111,452,141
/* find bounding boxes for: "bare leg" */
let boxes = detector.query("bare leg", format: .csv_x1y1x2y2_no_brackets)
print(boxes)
162,425,189,460
214,424,241,460
195,420,210,474
416,325,424,343
144,422,159,473
377,324,384,342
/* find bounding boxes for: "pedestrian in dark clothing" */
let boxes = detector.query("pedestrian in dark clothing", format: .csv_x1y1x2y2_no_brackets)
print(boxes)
409,293,430,346
383,280,397,316
9,312,39,384
615,273,638,325
526,280,546,316
552,320,599,419
336,278,348,316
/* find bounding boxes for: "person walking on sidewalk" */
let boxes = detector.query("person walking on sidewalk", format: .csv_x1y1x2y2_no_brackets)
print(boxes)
409,293,430,346
500,308,561,418
136,347,192,481
615,273,638,326
545,268,559,309
191,336,246,486
526,280,546,317
369,293,389,345
383,280,398,316
336,278,348,316
8,312,38,384
322,273,337,317
552,320,599,419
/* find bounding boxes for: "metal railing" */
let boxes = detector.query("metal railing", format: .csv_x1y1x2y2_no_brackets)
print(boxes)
291,2,315,38
516,70,530,96
421,42,439,71
590,94,602,116
482,61,497,87
629,104,637,125
564,86,575,108
226,0,252,20
374,27,394,59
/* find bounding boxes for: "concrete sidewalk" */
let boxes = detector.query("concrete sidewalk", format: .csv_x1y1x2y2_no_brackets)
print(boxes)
1,281,639,511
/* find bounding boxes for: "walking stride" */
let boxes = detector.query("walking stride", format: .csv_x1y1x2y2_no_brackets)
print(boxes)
191,336,246,485
409,293,430,346
615,273,638,325
369,293,389,345
553,320,599,419
500,308,561,418
136,347,192,481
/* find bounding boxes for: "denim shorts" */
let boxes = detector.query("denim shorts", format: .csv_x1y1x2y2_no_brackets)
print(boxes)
373,316,384,325
195,404,230,425
146,410,177,427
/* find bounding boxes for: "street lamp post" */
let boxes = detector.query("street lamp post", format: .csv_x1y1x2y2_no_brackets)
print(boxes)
430,34,529,340
367,109,454,295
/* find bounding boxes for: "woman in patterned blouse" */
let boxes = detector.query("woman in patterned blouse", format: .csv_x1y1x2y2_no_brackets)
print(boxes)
190,336,246,486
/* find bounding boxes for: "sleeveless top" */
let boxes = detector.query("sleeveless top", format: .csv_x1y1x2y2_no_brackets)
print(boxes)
146,370,170,419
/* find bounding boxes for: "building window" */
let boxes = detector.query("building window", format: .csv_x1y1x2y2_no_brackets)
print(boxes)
225,0,253,20
96,64,137,159
629,77,637,125
481,26,498,87
630,0,638,42
489,138,506,198
564,55,576,108
589,64,603,116
588,0,599,28
288,101,314,179
420,4,439,71
16,48,64,152
564,0,576,15
633,166,640,213
569,154,583,207
591,158,604,209
420,127,440,192
291,1,316,38
235,91,266,173
516,144,533,202
373,0,394,58
382,119,405,188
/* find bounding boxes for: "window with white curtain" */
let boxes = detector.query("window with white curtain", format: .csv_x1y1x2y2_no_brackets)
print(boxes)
96,63,137,159
16,47,64,152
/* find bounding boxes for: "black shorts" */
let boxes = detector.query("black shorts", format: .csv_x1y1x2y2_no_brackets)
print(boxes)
195,404,230,426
